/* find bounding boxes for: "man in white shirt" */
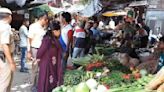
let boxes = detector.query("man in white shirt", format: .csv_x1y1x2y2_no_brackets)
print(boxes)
71,13,78,28
98,20,104,30
59,12,73,71
109,18,115,30
19,19,29,73
27,11,49,92
0,8,16,92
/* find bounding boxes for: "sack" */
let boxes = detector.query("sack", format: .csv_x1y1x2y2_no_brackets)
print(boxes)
136,60,158,74
6,0,15,3
15,0,26,7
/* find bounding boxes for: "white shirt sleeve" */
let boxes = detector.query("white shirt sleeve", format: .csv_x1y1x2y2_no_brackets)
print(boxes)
73,30,76,37
27,25,34,51
1,29,10,45
27,39,30,52
144,29,148,36
71,19,76,26
23,26,28,37
28,25,35,39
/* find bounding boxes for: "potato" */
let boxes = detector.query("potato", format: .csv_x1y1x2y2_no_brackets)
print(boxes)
118,53,129,66
129,58,140,67
136,60,158,74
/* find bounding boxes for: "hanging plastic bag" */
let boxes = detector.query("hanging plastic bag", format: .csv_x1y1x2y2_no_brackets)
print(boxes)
15,0,26,7
6,0,15,3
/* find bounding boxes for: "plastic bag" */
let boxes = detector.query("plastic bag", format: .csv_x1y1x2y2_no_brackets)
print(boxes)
6,0,15,3
15,0,26,7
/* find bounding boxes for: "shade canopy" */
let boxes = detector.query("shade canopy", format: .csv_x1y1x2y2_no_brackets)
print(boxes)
102,10,127,17
129,0,148,7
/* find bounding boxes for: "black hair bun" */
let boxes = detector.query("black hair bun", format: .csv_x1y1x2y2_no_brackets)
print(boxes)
49,20,61,31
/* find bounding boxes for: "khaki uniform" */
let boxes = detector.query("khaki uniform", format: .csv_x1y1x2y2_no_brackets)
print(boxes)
0,21,13,92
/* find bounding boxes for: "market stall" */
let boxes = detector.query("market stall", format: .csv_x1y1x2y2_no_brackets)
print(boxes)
0,0,162,92
52,47,155,92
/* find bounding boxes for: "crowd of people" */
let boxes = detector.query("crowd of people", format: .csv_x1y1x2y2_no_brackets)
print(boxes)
0,7,164,92
0,7,102,92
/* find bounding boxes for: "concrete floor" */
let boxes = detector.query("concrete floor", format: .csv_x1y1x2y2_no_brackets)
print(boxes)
11,56,73,92
11,60,32,92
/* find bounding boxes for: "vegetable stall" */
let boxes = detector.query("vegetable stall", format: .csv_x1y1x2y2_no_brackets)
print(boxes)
52,45,158,92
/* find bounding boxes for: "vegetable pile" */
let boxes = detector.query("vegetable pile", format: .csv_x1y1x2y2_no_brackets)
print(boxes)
64,70,86,86
53,44,159,92
72,53,105,71
53,78,109,92
105,59,131,73
86,62,104,71
53,74,154,92
96,46,116,56
108,75,154,92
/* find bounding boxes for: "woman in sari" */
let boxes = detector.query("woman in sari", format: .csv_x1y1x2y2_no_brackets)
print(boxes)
37,21,63,92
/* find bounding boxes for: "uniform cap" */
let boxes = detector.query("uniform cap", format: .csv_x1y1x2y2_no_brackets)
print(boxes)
0,8,12,14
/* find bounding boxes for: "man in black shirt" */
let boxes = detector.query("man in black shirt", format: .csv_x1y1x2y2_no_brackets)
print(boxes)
141,22,150,36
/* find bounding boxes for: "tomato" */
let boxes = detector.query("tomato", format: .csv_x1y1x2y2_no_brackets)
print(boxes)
122,74,130,80
134,73,141,79
104,84,110,89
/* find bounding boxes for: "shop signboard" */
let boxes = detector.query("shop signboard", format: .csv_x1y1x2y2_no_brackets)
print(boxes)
146,10,164,35
129,0,148,7
6,0,26,7
31,0,53,4
24,13,29,19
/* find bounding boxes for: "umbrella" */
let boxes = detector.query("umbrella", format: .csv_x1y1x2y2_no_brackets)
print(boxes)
66,4,86,13
30,4,53,18
30,4,64,18
102,10,127,17
49,6,64,14
79,0,102,17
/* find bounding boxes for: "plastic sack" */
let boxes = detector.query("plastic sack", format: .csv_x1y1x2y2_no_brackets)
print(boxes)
6,0,15,3
15,0,26,7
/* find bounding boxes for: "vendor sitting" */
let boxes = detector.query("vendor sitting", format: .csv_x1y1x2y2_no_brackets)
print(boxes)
156,36,164,72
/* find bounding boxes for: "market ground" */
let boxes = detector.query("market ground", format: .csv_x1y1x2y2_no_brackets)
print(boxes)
11,56,73,92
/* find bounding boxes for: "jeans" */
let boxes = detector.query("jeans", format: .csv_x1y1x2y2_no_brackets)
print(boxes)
72,47,85,68
72,47,85,58
20,47,27,70
91,43,96,54
62,53,67,72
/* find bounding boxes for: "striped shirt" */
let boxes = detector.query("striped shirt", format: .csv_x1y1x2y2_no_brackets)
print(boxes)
73,26,86,48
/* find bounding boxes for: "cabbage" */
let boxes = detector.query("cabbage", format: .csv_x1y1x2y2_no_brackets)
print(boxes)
97,85,108,92
67,87,75,92
75,82,90,92
86,79,98,89
140,69,148,77
52,87,62,92
90,89,97,92
62,86,68,92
